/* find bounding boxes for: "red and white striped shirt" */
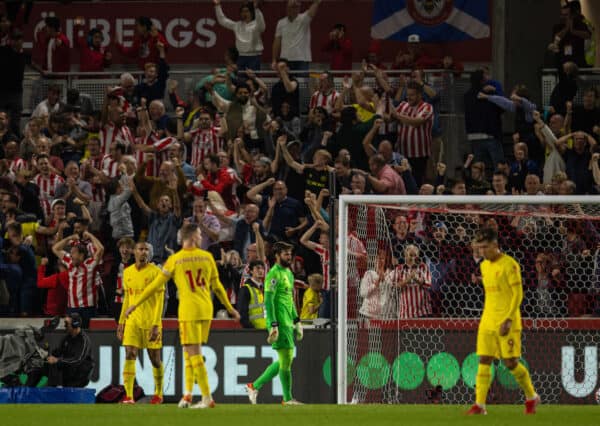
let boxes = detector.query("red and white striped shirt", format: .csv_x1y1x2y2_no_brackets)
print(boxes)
393,262,432,319
150,135,177,176
33,173,64,218
188,127,220,168
61,253,100,308
395,100,433,158
9,157,26,174
99,123,134,156
309,90,339,115
313,244,330,291
101,154,120,178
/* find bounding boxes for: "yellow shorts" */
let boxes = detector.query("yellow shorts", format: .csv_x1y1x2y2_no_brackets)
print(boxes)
476,329,522,359
179,320,211,345
122,325,162,350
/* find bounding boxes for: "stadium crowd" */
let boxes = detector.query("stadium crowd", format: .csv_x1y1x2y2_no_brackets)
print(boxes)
0,0,599,327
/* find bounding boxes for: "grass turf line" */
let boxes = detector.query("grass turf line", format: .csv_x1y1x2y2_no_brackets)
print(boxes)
0,404,598,426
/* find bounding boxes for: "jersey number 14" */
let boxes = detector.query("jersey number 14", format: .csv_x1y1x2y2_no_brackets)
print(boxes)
185,269,206,291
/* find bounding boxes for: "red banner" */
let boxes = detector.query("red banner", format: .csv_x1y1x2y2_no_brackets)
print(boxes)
8,0,491,68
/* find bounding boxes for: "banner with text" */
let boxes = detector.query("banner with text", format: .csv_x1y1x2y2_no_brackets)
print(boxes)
38,325,600,404
13,0,492,67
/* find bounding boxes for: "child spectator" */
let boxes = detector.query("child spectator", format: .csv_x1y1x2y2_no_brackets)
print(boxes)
300,273,323,320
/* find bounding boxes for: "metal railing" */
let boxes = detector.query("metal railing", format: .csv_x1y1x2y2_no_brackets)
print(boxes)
22,68,473,177
22,68,473,114
541,68,600,107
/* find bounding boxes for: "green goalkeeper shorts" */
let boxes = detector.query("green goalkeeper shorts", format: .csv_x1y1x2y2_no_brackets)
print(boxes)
272,326,295,350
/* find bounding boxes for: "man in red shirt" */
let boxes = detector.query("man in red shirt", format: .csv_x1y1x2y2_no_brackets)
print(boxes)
197,154,237,211
37,257,68,316
117,16,168,70
74,17,112,72
35,16,70,74
322,24,352,71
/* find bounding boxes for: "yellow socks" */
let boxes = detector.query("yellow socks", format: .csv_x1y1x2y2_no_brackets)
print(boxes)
475,363,491,406
153,365,164,397
511,362,536,399
184,351,194,395
123,359,136,398
190,354,210,398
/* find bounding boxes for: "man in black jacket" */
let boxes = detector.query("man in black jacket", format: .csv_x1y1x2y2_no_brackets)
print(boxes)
464,70,504,173
0,30,27,137
27,313,95,387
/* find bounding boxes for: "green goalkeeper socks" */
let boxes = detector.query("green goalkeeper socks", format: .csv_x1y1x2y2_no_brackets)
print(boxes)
253,348,295,401
278,349,294,402
253,361,279,390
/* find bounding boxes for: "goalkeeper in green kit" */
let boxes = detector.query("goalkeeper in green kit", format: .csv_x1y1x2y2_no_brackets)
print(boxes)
246,242,304,405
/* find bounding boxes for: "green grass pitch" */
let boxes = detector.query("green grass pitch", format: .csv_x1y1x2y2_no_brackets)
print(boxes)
0,404,598,426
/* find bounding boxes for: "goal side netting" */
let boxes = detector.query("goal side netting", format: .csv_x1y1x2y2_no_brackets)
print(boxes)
337,195,600,405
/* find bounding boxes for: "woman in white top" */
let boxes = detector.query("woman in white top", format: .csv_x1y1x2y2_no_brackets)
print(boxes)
214,0,265,71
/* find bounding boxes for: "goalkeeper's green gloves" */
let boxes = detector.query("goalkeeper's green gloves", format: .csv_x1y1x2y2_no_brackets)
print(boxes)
294,320,303,341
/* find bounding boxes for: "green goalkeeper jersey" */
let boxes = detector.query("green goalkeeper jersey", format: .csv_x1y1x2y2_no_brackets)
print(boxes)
264,263,298,329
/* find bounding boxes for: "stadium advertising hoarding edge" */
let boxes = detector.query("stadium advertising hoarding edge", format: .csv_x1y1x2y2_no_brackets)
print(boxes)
41,328,599,404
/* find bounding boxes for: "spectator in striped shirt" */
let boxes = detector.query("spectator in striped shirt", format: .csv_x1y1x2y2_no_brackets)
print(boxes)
309,72,338,116
394,244,432,319
52,231,105,328
391,81,434,185
183,109,221,170
33,137,64,174
5,140,25,174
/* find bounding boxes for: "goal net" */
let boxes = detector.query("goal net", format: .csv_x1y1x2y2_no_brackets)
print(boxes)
336,195,600,405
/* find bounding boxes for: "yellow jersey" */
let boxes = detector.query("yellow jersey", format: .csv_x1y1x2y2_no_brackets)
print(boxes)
300,288,322,320
479,253,523,331
119,263,163,328
139,247,233,321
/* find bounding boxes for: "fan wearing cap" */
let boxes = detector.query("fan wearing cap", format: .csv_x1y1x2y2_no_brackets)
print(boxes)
26,313,94,388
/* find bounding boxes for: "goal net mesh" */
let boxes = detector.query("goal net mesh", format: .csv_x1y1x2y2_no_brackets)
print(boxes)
339,199,600,404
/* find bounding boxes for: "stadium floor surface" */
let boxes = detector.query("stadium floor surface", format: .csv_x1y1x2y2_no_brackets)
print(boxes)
0,404,598,426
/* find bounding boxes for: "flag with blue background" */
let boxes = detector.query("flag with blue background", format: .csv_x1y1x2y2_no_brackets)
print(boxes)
371,0,490,42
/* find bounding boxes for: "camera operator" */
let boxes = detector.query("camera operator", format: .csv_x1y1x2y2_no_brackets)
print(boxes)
26,313,94,387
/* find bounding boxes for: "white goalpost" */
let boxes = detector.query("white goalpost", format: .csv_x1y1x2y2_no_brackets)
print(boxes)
337,195,600,405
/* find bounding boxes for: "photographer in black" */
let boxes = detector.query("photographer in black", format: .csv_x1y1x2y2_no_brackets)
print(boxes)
26,313,94,387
